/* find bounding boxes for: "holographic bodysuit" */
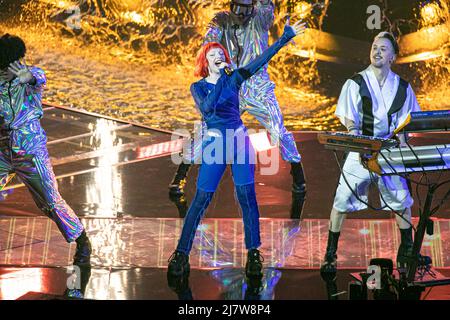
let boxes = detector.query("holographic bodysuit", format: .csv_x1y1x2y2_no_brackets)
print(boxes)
0,67,84,242
202,0,301,163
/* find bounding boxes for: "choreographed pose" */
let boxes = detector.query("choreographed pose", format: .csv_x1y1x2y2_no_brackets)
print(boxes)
169,0,307,218
321,32,421,273
0,34,91,265
168,19,307,278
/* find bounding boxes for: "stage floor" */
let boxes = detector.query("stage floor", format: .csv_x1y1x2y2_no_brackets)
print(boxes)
1,267,450,300
0,105,449,300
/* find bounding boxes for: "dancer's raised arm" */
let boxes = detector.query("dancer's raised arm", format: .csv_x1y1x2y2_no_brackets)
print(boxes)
237,18,306,82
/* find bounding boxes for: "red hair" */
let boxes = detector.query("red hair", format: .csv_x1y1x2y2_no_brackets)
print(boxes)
194,42,231,78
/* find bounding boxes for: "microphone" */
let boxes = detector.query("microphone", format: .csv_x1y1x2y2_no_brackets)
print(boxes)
224,66,233,75
217,60,233,75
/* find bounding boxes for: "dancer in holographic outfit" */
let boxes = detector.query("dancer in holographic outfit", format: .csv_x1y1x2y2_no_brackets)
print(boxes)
0,34,91,265
169,1,307,218
168,19,307,279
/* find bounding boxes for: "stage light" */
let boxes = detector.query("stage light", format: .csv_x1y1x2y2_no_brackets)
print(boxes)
359,228,370,235
124,11,144,24
0,269,44,300
57,1,69,8
249,131,275,152
198,224,209,232
293,1,313,20
420,2,442,26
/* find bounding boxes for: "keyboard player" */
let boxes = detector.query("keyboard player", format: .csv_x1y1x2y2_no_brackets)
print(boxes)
321,32,421,273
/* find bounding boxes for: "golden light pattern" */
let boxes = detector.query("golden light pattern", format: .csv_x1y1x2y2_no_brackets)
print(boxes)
292,1,313,20
420,2,444,27
0,0,447,131
413,0,450,110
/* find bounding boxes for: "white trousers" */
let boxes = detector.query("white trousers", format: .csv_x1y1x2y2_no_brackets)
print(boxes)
333,152,413,213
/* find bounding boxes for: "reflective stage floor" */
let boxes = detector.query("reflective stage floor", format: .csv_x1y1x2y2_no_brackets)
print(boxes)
1,267,450,300
0,105,449,299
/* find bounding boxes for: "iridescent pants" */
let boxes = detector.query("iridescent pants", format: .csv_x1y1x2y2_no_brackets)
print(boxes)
183,72,301,164
239,72,301,163
0,123,84,242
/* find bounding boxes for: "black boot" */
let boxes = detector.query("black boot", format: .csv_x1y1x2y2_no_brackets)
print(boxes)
290,162,306,218
245,249,264,279
396,227,414,270
168,250,190,277
169,193,188,218
290,162,306,193
169,162,191,196
73,231,92,266
290,191,306,219
167,271,193,300
245,277,263,300
320,230,340,274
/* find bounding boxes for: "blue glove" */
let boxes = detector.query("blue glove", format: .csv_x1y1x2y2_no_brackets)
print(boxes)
280,23,296,42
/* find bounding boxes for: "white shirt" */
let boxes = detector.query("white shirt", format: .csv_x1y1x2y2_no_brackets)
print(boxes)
335,66,421,138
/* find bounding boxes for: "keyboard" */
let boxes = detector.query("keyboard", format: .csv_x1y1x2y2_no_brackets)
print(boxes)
367,144,450,174
317,132,399,153
396,110,450,133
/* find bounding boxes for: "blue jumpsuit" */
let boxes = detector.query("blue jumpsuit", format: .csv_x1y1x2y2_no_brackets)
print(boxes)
176,25,296,255
184,0,301,164
0,67,84,242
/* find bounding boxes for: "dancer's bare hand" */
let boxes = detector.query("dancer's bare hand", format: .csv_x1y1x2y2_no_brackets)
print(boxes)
285,16,307,46
8,61,34,84
287,17,307,36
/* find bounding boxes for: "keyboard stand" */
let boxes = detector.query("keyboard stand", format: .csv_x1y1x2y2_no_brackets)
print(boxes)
348,154,450,300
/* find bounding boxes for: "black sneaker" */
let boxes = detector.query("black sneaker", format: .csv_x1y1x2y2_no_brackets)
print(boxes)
168,251,190,276
245,249,264,278
73,231,92,266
